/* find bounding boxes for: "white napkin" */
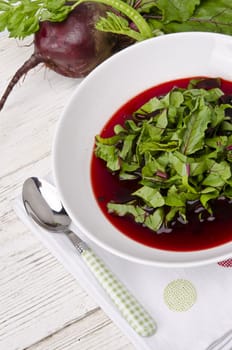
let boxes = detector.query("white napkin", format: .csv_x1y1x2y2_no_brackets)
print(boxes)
14,183,232,350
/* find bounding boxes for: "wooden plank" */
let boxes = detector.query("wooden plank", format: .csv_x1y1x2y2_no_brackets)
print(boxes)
0,32,133,350
28,310,133,350
0,216,98,349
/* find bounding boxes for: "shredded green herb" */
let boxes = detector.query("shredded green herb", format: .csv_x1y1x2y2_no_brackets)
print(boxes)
94,78,232,233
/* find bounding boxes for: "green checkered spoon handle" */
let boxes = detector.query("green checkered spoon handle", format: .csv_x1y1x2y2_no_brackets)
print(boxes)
68,231,157,337
22,177,156,338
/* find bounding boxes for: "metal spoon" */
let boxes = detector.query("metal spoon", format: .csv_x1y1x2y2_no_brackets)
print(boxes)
22,177,156,337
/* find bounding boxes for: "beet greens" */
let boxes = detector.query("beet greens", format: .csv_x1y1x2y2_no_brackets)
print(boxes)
94,78,232,232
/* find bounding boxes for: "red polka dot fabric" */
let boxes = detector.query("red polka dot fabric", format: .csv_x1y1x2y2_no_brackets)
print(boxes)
218,258,232,268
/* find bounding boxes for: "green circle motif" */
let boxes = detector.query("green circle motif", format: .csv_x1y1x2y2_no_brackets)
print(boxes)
163,279,197,312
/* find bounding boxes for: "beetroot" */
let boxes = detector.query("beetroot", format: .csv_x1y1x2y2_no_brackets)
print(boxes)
0,3,128,111
34,3,118,77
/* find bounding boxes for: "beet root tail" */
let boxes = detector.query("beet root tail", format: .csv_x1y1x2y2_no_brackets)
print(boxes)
0,53,42,111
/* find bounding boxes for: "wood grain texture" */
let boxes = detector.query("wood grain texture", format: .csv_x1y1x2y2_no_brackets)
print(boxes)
29,310,134,350
0,32,133,350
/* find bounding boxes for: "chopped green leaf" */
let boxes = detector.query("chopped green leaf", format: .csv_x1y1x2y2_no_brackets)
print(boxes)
133,186,165,207
165,185,185,207
144,208,165,231
200,187,219,211
107,202,146,223
181,101,211,155
202,161,231,187
95,143,120,171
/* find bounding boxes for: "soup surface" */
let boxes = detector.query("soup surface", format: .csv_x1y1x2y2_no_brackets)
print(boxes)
91,77,232,251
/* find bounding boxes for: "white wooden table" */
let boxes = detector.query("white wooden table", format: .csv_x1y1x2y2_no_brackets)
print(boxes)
0,31,134,350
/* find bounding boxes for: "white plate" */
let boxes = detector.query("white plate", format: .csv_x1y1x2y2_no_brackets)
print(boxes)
53,32,232,267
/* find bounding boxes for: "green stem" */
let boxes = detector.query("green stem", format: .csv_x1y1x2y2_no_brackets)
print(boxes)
70,0,153,40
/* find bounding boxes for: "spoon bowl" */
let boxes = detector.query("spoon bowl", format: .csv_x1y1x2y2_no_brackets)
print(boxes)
22,177,71,232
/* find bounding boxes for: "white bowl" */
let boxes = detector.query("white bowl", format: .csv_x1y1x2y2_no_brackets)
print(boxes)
53,32,232,267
